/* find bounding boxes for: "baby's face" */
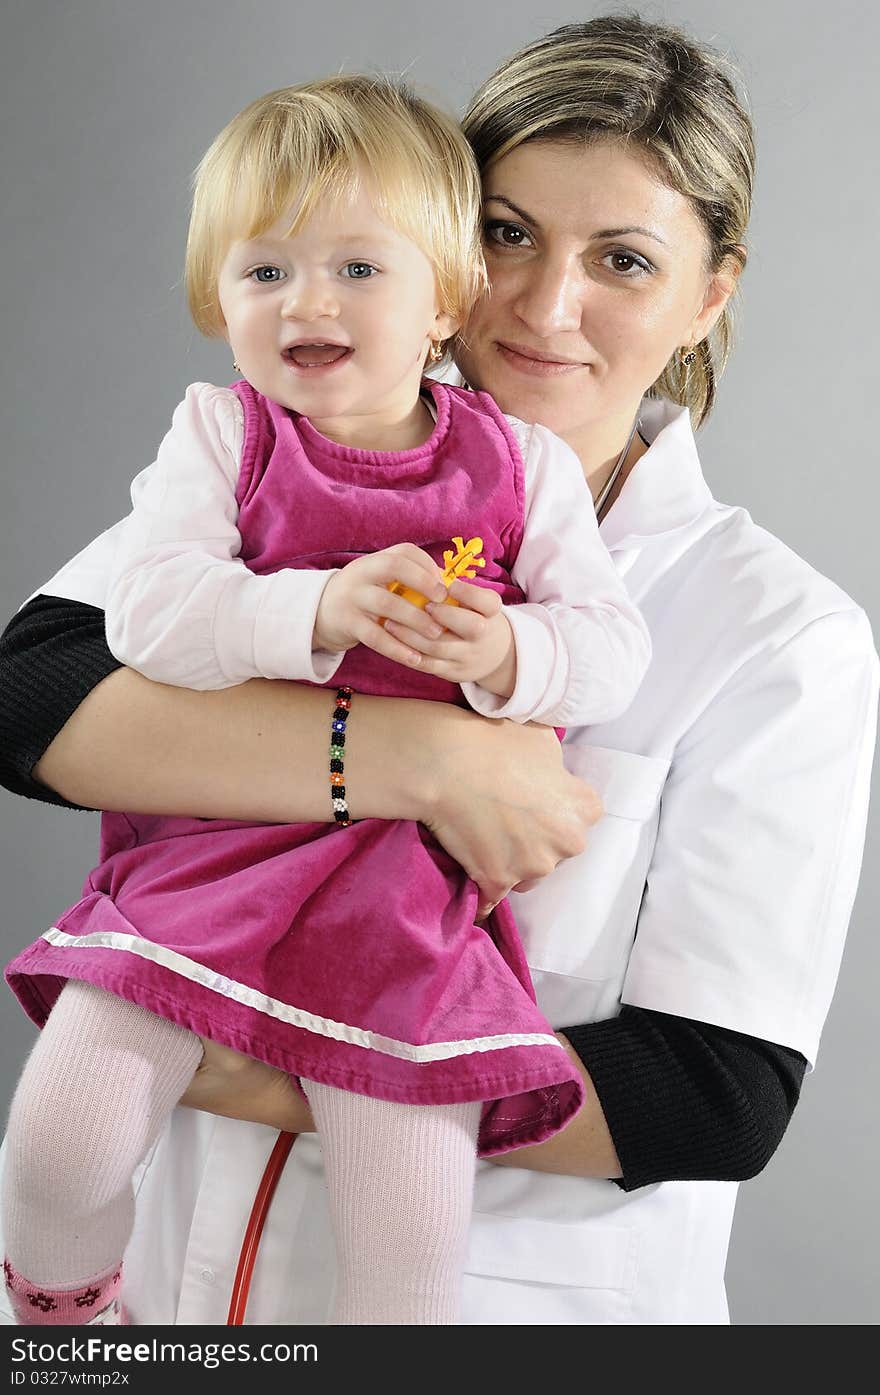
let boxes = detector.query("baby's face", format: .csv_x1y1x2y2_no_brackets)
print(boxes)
217,184,454,437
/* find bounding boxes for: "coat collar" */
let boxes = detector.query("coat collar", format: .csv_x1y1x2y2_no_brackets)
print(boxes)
439,367,713,553
599,398,713,552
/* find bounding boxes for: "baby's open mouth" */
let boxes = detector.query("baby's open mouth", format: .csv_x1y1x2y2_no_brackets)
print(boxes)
283,344,352,367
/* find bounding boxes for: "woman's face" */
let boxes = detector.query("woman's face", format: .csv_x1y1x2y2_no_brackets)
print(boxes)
456,140,734,466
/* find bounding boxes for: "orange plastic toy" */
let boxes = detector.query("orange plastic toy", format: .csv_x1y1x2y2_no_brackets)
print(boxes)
386,536,486,618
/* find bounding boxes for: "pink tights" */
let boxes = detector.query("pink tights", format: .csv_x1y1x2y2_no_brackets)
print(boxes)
2,980,201,1323
3,981,481,1325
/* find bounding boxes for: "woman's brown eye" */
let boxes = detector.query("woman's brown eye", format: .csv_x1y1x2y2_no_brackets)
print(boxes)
485,221,531,248
605,249,650,276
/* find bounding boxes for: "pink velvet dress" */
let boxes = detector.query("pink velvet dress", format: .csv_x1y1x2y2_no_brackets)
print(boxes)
6,381,584,1155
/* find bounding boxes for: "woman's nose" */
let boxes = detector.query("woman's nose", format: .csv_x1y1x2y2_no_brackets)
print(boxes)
512,258,583,338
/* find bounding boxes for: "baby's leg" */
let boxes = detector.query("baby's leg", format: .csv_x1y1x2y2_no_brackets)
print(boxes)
301,1080,481,1325
2,980,202,1324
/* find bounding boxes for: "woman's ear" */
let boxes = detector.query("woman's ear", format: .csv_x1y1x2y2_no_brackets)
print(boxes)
689,250,742,344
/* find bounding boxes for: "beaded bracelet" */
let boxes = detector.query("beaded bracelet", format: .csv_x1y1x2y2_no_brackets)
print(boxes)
329,685,354,827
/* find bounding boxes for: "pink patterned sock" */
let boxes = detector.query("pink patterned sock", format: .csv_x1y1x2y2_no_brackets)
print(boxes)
4,1258,126,1326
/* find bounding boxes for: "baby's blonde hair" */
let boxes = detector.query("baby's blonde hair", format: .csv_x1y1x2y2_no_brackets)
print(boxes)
186,75,487,341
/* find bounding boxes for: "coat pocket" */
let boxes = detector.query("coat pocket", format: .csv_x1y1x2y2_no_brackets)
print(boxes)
462,1211,638,1324
572,744,671,823
511,744,670,993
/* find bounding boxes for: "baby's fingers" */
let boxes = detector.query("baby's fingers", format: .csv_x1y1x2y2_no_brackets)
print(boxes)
366,586,446,641
352,616,426,670
443,579,502,616
424,599,489,641
376,545,447,602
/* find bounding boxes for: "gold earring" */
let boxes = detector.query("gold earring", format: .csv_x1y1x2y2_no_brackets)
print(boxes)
680,345,697,367
427,341,444,365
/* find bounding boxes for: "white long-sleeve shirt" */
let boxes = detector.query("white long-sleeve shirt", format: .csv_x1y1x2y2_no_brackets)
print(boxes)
102,383,651,727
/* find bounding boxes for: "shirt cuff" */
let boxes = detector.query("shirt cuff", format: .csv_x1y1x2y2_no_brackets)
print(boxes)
461,605,568,722
213,567,346,684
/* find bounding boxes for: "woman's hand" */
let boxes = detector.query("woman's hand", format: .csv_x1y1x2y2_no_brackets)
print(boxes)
179,1038,316,1132
413,706,602,918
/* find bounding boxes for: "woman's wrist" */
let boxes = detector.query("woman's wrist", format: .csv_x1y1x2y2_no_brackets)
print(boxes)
343,694,463,825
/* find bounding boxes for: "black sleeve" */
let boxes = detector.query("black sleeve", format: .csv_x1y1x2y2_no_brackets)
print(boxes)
562,1005,807,1191
0,594,122,810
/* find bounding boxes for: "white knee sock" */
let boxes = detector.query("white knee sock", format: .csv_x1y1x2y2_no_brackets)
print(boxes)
3,979,203,1290
301,1079,481,1325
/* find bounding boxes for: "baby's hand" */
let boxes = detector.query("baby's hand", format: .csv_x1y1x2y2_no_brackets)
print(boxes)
385,578,517,695
313,544,451,667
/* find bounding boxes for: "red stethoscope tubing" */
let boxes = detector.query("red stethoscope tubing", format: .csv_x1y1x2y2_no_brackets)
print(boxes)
226,1130,297,1325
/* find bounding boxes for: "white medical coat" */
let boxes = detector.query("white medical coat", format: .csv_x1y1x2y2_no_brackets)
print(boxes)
1,397,876,1325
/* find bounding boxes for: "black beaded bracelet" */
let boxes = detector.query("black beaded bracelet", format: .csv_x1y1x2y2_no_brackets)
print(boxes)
329,685,354,827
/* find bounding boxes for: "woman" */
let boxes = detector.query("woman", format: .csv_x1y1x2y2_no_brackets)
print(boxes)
1,15,876,1325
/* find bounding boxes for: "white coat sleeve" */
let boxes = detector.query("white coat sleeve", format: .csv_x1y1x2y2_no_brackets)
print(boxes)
460,422,652,726
621,605,879,1065
104,383,345,690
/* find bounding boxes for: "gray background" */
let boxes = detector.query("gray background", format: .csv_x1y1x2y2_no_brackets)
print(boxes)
1,0,877,1324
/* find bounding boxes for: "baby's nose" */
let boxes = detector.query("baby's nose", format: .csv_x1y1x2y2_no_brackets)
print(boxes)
281,277,340,321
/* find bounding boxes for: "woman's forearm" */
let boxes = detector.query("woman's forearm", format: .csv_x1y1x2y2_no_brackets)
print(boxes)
35,668,432,824
34,665,600,909
181,1035,621,1180
490,1034,622,1179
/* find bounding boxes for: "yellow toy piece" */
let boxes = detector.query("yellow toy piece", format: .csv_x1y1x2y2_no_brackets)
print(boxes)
386,537,486,614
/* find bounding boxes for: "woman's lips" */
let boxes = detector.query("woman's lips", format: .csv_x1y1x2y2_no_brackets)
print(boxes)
495,341,586,377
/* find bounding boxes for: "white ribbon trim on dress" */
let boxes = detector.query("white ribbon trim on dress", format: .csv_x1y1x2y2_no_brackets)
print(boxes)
40,927,561,1063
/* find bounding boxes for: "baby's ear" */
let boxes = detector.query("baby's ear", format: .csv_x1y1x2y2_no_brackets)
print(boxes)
433,308,460,342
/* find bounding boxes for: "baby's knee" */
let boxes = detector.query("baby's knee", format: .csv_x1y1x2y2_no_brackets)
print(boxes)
6,1026,114,1200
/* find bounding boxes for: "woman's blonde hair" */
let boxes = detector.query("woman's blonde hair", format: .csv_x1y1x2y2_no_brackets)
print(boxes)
463,14,755,424
186,75,487,343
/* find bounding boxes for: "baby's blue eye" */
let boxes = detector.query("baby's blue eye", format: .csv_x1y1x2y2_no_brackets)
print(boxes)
251,265,284,283
342,262,377,279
